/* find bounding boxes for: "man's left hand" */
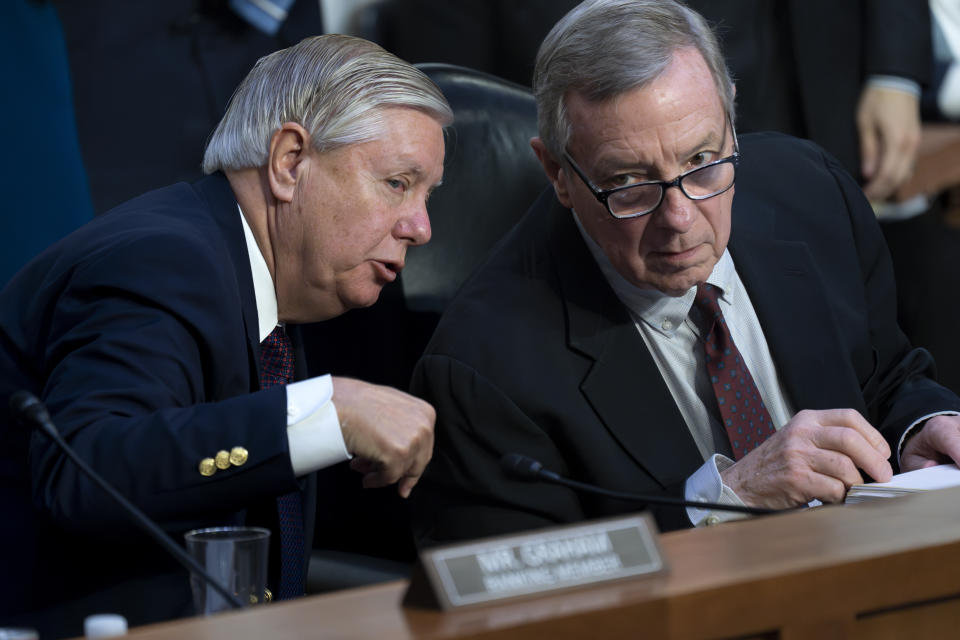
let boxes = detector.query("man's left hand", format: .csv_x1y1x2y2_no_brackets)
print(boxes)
901,415,960,472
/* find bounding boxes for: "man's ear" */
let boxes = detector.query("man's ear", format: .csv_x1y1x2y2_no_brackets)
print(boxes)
267,122,311,203
530,137,573,208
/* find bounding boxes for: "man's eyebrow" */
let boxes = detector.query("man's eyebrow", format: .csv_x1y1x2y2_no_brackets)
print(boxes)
396,162,438,183
593,129,726,175
673,130,726,162
390,161,443,191
401,164,425,177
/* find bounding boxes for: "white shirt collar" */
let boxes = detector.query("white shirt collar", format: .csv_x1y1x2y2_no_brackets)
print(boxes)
571,209,734,336
238,204,279,342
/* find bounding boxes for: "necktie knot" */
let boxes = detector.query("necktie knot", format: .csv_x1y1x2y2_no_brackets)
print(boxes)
693,282,723,318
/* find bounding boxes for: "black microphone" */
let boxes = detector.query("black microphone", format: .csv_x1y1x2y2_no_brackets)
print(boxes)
500,453,780,516
10,390,245,610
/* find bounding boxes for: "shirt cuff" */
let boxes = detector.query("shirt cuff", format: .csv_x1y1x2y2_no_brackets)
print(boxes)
866,75,921,98
685,453,749,526
896,410,960,465
285,374,351,476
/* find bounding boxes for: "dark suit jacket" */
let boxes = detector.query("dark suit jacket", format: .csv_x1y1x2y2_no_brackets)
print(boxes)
410,133,960,546
0,173,314,635
687,0,931,180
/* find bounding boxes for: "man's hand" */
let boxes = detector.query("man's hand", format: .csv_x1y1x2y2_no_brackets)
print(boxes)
856,85,921,201
331,376,435,498
721,409,893,509
901,415,960,472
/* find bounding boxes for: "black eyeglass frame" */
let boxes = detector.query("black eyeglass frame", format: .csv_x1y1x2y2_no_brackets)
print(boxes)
563,127,741,220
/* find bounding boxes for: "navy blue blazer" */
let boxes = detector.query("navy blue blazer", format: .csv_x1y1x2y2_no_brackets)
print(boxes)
410,133,960,545
0,173,314,633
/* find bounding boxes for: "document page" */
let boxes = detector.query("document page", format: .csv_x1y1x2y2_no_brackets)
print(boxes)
845,463,960,503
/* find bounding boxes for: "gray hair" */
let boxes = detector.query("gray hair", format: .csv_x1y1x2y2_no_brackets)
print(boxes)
533,0,735,162
202,34,453,173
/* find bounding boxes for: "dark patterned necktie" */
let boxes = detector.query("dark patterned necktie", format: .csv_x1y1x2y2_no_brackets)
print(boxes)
259,325,304,599
694,283,776,460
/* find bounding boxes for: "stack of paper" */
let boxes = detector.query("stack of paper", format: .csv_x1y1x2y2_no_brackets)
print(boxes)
845,463,960,504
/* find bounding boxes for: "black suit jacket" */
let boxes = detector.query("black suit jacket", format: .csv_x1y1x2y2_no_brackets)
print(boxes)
0,173,314,634
410,133,960,545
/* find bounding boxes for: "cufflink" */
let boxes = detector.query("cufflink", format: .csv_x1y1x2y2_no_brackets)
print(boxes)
199,458,217,477
229,446,249,466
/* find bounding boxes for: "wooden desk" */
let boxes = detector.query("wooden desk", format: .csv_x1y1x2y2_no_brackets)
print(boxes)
895,124,960,203
122,488,960,639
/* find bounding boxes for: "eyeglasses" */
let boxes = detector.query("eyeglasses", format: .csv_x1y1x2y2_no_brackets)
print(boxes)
563,133,740,219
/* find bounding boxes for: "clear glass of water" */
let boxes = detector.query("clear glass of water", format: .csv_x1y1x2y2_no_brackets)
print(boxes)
184,526,270,615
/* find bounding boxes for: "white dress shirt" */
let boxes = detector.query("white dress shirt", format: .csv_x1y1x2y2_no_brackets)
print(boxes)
239,208,351,476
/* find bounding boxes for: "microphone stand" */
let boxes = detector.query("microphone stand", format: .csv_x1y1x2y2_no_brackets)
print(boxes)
10,391,245,610
501,453,781,516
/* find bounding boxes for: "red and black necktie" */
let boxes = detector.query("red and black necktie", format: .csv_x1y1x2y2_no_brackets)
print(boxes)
694,283,776,459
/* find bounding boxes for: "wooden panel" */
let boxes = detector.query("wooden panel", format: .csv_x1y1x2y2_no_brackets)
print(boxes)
114,487,960,640
778,618,852,640
854,595,960,639
895,124,960,202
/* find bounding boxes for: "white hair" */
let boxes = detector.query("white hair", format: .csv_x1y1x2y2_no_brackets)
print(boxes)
202,34,452,173
533,0,735,162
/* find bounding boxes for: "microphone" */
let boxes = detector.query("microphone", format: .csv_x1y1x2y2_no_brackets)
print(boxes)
9,390,245,610
500,453,779,516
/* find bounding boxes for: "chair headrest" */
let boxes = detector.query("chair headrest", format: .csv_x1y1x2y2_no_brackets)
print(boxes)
404,64,549,313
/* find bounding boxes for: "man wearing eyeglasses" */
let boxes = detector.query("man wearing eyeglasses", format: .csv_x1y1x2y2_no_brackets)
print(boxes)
409,0,960,544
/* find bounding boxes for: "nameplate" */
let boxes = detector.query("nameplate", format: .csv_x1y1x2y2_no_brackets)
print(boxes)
403,513,665,610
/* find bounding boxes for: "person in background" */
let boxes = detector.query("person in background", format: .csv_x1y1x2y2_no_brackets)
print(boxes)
0,0,93,285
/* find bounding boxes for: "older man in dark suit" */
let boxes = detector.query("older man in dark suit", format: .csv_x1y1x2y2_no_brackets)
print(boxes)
410,0,960,546
0,34,449,635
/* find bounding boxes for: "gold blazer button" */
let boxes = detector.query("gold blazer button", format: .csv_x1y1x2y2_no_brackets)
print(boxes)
199,458,217,477
215,450,231,470
229,446,249,466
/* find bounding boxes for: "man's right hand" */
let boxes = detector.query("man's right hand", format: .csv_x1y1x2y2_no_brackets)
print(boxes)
720,409,893,509
331,377,435,498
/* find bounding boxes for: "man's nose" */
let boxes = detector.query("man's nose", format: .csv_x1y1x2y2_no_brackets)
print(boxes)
654,184,696,232
395,203,432,246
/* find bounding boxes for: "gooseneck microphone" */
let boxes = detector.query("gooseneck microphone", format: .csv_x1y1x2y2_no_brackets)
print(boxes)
9,390,245,610
501,452,779,516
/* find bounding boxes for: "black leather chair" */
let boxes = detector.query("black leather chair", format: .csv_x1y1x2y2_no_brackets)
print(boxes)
302,64,547,592
402,63,548,314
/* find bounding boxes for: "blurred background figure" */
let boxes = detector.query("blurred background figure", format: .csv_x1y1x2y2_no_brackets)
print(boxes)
55,0,324,213
0,0,93,286
369,0,572,86
679,0,960,393
925,0,960,121
685,0,928,203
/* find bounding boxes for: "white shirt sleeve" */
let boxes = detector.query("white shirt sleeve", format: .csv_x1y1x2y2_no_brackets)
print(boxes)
684,411,960,526
284,374,351,476
685,454,749,526
866,75,921,98
897,411,960,464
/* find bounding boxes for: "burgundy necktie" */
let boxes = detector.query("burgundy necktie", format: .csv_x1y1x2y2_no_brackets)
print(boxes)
694,283,776,460
259,325,304,599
